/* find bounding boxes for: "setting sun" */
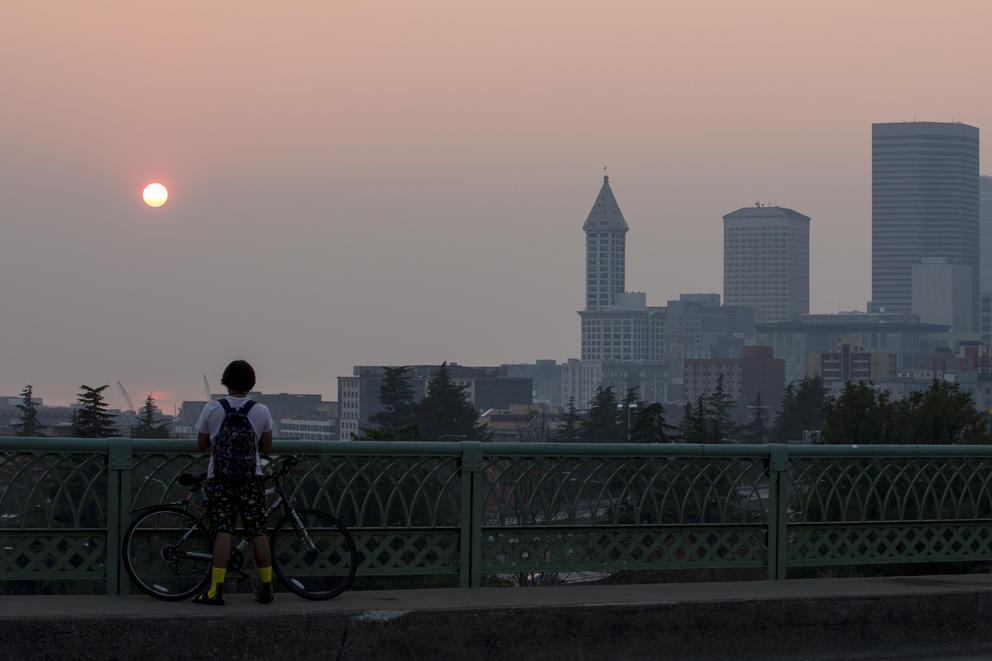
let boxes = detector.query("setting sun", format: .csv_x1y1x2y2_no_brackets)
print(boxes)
142,182,168,208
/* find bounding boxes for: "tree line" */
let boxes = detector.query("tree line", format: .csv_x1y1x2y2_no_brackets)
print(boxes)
10,384,171,438
572,375,992,445
353,363,488,442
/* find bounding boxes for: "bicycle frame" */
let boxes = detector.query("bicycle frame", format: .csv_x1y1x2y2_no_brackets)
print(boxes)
123,455,357,600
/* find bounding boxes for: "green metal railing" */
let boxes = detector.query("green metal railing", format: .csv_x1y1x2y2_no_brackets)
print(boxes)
3,438,992,594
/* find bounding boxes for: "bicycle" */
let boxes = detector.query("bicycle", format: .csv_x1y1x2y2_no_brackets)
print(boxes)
122,455,358,601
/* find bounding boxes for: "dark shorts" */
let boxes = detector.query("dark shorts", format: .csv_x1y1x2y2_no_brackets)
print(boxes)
205,476,267,537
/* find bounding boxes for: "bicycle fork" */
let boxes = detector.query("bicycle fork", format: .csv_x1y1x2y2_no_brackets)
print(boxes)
290,511,319,556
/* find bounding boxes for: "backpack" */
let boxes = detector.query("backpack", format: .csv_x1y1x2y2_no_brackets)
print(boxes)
212,399,258,482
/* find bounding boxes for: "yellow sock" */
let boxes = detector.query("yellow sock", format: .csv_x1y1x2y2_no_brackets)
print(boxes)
207,567,226,598
258,566,272,583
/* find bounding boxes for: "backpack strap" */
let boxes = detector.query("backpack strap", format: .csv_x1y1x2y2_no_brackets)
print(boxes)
238,400,256,415
218,399,233,414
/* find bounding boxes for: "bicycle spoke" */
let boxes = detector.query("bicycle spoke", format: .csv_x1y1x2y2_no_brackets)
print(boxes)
272,509,357,600
123,508,212,600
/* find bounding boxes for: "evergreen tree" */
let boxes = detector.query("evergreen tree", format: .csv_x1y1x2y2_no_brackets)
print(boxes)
741,392,770,444
558,396,582,442
367,366,418,433
71,384,118,438
771,382,798,442
631,401,676,442
580,386,622,442
795,376,827,432
679,398,708,444
413,363,485,441
705,375,737,442
12,385,45,437
772,377,827,442
132,394,172,438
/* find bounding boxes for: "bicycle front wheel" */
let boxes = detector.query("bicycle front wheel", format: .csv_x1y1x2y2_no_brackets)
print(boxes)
122,506,212,600
272,509,358,600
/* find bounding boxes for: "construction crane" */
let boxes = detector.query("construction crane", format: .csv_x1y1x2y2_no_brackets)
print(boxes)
117,381,137,413
202,374,213,401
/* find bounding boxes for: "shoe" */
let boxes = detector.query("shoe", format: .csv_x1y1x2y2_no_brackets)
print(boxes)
192,592,225,606
256,582,274,604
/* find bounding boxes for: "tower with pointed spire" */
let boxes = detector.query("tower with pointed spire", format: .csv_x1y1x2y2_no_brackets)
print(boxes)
583,174,629,310
578,175,665,371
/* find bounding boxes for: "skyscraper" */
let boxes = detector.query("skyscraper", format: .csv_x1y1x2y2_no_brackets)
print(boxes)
871,121,980,330
578,175,664,363
723,205,810,323
583,175,628,311
979,175,992,294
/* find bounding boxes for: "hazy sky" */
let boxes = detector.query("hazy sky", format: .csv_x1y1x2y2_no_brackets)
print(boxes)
3,0,992,412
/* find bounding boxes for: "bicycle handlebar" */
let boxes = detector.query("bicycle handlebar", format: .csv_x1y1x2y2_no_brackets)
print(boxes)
264,454,300,481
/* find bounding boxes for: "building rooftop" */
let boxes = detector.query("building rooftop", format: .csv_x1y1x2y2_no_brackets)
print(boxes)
723,205,810,222
583,175,629,232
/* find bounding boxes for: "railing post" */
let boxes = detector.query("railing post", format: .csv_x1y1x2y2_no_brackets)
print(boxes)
106,437,133,595
767,444,790,580
459,441,484,588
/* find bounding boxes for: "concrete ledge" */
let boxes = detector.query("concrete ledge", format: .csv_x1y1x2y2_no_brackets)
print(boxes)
5,575,992,660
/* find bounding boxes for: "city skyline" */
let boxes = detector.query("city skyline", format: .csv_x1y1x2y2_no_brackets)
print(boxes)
4,1,992,413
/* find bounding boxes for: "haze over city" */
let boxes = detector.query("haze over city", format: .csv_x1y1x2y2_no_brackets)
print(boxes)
4,0,992,413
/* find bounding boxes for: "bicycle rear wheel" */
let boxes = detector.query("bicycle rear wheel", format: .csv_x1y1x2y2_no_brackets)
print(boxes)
122,506,212,600
271,509,358,600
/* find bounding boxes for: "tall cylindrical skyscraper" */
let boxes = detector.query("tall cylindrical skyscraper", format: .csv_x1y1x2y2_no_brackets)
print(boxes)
872,121,979,329
723,205,810,323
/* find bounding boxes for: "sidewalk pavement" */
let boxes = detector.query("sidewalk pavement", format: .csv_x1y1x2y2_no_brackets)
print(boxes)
4,574,992,659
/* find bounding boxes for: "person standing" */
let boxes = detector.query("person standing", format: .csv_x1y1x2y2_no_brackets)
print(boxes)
193,359,275,605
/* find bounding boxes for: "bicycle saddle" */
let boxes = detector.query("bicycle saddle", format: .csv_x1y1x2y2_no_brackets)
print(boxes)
177,472,208,487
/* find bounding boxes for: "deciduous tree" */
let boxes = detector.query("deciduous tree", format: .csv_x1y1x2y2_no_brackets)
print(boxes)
821,381,895,445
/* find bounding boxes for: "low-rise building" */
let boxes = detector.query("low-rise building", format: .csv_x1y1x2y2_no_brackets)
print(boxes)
756,312,952,385
683,346,785,407
279,418,339,441
806,343,897,395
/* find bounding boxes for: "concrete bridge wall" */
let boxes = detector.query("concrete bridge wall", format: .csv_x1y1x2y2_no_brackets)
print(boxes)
4,575,992,660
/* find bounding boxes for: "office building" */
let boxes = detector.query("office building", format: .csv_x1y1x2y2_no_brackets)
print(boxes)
755,312,951,385
981,176,992,294
911,258,973,332
723,204,810,323
806,344,897,396
662,294,754,378
683,346,785,408
561,359,667,411
872,121,980,330
579,176,665,363
337,364,532,439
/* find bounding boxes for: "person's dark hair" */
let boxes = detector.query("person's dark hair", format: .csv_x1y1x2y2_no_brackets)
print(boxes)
221,360,256,393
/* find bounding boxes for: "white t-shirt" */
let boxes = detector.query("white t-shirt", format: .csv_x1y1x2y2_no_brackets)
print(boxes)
195,396,274,478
